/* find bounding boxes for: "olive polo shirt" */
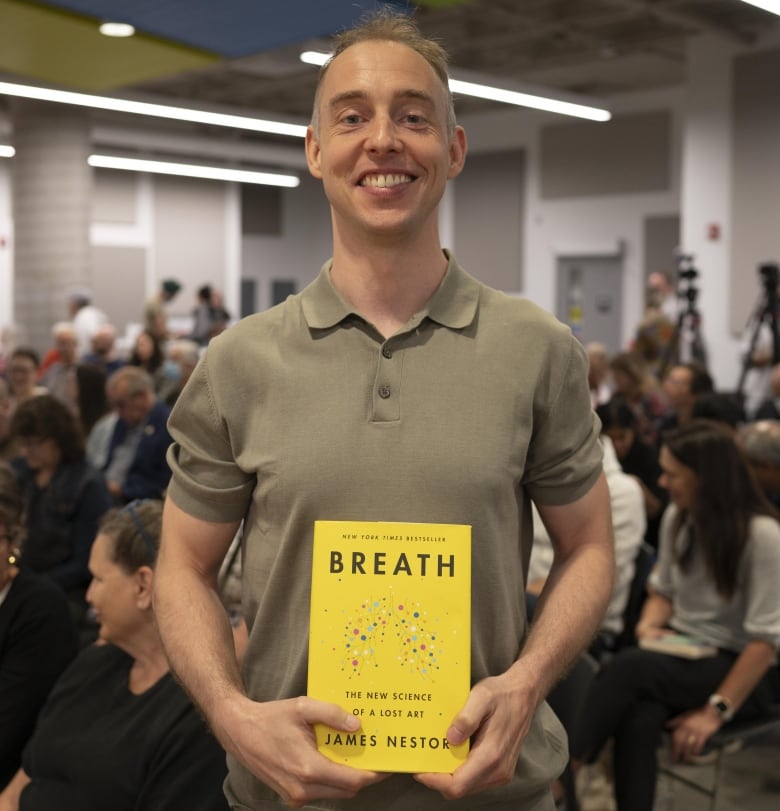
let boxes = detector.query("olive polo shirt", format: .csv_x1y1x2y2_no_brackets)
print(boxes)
166,253,602,810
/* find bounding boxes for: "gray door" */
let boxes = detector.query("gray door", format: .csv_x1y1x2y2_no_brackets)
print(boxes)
556,254,623,353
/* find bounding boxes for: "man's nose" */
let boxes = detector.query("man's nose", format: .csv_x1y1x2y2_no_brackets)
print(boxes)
365,115,401,153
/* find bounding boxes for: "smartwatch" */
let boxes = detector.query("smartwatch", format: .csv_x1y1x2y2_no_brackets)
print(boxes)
708,693,734,722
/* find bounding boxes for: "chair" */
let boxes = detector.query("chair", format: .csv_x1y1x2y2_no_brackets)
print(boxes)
547,651,600,811
605,541,656,655
657,703,780,810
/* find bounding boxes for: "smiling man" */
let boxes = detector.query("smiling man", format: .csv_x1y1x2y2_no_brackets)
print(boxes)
155,10,614,811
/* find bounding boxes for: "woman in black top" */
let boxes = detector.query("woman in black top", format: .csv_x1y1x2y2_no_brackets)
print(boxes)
0,500,228,810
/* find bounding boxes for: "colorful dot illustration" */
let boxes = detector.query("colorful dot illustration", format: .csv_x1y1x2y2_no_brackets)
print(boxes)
338,591,442,680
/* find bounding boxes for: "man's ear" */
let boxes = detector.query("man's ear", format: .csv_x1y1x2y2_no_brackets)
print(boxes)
306,127,323,179
447,125,468,180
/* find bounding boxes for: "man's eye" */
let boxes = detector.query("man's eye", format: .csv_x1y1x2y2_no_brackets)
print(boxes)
341,114,362,125
404,114,424,124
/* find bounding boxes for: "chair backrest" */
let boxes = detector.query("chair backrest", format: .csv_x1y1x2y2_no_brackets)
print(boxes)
614,542,656,650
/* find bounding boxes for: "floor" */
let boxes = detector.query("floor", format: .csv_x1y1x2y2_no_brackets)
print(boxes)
576,727,780,811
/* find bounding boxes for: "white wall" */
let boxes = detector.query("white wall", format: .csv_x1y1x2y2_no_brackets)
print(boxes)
459,86,683,354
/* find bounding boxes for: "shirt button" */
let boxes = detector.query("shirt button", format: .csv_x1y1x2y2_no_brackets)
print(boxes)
382,346,393,359
378,385,391,399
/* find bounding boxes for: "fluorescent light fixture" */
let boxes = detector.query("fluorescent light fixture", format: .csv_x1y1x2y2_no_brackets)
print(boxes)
738,0,780,14
449,78,610,122
300,51,330,67
88,154,300,187
299,50,611,122
0,144,15,158
99,21,136,37
0,81,308,138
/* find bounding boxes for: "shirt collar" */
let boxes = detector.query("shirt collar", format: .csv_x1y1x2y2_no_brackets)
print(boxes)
301,250,480,333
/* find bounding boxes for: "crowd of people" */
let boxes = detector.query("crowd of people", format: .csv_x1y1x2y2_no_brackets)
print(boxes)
0,9,779,811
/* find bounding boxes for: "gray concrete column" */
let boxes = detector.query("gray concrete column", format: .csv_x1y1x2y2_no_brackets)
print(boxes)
11,99,91,352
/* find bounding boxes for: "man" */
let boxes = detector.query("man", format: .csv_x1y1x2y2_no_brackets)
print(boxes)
82,323,125,376
738,419,780,505
144,278,182,342
40,323,79,411
659,361,713,436
103,366,172,502
155,11,613,811
68,288,108,358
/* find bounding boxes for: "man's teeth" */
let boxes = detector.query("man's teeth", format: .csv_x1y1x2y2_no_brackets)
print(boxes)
360,174,412,188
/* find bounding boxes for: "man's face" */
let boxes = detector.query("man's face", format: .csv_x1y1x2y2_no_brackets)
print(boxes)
663,366,693,408
110,384,150,427
306,40,466,245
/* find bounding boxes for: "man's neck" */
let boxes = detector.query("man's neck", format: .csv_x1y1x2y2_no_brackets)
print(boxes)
330,232,449,339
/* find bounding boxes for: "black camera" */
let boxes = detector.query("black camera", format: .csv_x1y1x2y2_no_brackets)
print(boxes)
759,262,779,289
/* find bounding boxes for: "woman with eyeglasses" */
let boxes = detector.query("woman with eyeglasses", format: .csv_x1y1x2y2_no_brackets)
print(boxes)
10,395,112,633
0,463,77,790
0,500,228,810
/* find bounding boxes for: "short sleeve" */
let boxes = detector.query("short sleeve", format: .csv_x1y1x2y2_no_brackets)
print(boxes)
166,351,255,523
523,334,603,506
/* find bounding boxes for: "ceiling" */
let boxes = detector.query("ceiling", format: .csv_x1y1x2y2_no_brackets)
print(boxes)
0,0,778,151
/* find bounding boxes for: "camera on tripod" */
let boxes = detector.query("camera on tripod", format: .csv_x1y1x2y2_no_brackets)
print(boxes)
675,254,700,306
759,262,779,291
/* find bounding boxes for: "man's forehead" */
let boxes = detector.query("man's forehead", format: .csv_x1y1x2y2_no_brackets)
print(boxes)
320,40,445,105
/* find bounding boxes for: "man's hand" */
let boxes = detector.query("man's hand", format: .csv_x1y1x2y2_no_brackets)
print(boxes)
215,695,388,809
414,669,537,799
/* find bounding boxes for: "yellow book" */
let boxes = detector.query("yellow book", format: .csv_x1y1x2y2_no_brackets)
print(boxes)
307,520,471,773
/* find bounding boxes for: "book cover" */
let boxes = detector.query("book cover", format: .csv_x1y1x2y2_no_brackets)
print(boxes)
307,520,471,773
639,632,718,659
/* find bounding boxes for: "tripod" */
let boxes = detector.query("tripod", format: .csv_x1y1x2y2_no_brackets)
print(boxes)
736,264,780,403
658,262,707,380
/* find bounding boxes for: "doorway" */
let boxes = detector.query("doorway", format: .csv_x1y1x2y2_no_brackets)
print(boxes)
556,254,623,353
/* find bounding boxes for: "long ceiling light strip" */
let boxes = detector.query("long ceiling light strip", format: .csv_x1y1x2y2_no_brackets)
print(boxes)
87,154,300,187
0,145,15,158
0,80,308,138
738,1,780,15
299,51,611,122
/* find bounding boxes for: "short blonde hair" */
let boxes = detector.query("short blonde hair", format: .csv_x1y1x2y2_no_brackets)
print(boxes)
310,8,456,137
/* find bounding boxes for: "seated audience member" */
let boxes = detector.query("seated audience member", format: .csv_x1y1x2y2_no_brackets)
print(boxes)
129,329,178,401
10,395,112,627
0,378,19,462
586,342,612,409
570,420,780,811
81,324,125,376
633,307,674,380
163,339,201,408
754,363,780,421
6,348,46,412
658,362,714,435
691,391,746,434
103,367,172,503
739,419,780,506
597,396,668,548
609,351,668,448
0,500,229,810
527,435,645,656
69,364,111,440
40,323,79,412
0,464,77,788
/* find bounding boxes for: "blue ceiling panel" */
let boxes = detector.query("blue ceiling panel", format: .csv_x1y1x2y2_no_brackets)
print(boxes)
31,0,413,58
